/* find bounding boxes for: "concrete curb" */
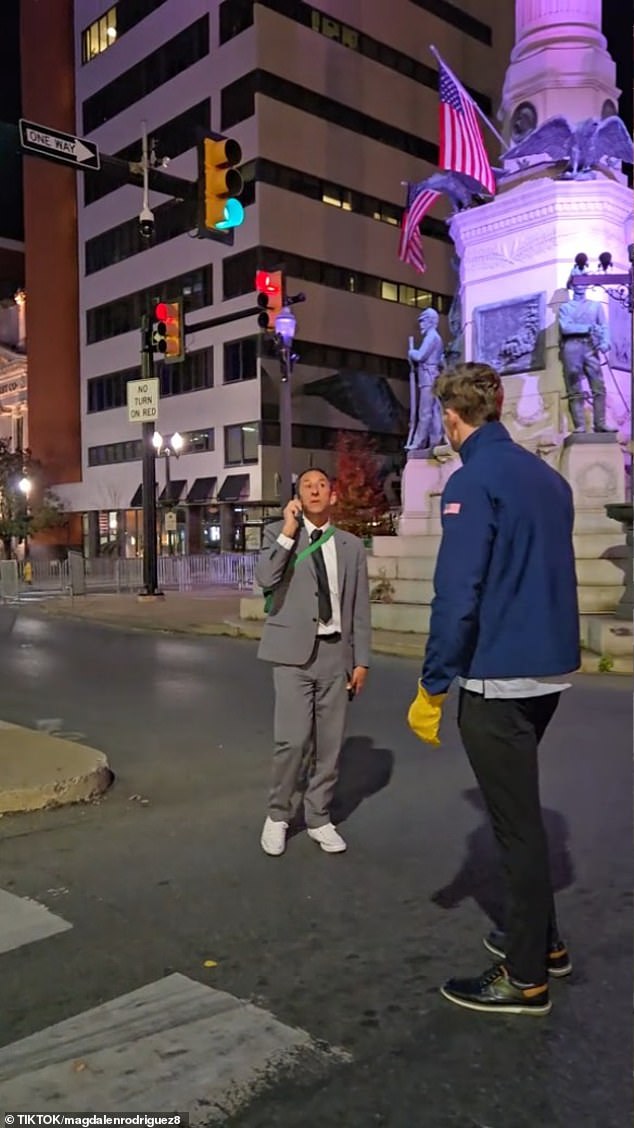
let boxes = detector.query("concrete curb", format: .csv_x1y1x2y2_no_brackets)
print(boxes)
0,722,113,814
29,605,633,673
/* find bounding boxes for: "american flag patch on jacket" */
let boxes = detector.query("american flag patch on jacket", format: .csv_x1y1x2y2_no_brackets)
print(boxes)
443,502,461,515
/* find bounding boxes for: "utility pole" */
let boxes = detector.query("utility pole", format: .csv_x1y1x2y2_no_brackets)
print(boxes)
140,312,160,597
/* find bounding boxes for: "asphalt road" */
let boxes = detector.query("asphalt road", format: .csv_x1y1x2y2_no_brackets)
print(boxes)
0,613,630,1127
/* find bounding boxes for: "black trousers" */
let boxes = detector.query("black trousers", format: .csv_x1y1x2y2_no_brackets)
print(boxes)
457,688,561,984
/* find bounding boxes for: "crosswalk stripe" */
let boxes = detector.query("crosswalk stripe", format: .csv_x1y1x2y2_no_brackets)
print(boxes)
0,972,349,1118
0,888,72,954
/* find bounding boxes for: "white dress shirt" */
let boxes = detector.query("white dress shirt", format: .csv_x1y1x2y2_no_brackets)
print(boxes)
459,677,571,699
277,519,341,635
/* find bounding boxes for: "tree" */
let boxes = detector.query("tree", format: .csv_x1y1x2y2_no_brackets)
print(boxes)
332,431,390,537
0,441,67,559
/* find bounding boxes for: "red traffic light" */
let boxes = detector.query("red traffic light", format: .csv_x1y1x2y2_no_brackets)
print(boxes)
255,271,281,296
154,302,169,322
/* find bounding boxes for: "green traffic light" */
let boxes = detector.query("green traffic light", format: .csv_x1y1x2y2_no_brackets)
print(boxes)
216,198,245,230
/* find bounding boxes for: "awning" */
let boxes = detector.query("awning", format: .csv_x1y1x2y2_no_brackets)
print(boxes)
186,476,217,504
158,479,186,504
218,473,250,502
130,484,143,508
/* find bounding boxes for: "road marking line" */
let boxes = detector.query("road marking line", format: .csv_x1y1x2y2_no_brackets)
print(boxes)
0,972,349,1120
0,888,72,954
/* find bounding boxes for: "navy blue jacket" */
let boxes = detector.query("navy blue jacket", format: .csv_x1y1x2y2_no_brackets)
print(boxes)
422,422,580,694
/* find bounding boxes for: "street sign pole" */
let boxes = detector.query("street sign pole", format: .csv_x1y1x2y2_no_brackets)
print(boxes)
139,315,160,598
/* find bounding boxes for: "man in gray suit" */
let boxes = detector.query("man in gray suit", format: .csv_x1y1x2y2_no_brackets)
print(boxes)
256,467,371,857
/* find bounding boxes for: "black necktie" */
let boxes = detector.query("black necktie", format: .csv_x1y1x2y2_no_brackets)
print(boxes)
310,528,333,623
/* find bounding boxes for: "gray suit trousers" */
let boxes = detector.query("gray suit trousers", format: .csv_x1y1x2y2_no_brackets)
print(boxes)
269,635,348,828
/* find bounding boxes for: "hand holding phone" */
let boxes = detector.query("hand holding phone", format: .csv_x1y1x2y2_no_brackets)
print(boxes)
282,498,303,538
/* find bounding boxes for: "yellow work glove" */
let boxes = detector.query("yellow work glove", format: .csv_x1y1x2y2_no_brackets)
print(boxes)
407,681,448,746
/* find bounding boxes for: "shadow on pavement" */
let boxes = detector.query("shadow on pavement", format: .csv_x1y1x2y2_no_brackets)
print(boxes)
288,735,394,835
431,786,575,928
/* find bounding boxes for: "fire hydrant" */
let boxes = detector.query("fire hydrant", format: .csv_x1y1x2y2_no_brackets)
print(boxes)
23,561,32,585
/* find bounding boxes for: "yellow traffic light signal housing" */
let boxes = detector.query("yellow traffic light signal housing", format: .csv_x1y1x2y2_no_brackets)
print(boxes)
198,134,244,241
152,300,184,363
256,270,284,331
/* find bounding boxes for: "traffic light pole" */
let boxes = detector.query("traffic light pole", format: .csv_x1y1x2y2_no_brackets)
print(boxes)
140,315,161,598
279,347,293,507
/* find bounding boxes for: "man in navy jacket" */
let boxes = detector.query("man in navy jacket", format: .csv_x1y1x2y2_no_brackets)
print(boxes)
408,362,580,1017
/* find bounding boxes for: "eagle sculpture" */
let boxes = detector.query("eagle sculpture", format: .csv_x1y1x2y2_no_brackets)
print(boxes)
503,115,633,178
412,170,492,213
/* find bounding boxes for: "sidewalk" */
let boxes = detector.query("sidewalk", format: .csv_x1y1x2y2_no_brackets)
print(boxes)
28,587,631,671
33,587,428,658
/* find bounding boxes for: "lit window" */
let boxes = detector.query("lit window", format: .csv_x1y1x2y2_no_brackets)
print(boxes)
322,186,342,208
82,7,117,64
381,281,398,302
414,291,432,310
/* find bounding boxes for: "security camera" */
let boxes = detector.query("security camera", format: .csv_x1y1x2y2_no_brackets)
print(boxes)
139,205,154,240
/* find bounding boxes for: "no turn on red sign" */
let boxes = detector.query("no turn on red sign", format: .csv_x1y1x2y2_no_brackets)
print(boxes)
127,378,159,423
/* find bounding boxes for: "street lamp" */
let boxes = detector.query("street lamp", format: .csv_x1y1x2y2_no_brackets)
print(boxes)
274,306,298,506
153,431,184,554
18,476,32,565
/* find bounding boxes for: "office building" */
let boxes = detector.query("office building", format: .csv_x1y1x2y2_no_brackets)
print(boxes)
21,0,514,555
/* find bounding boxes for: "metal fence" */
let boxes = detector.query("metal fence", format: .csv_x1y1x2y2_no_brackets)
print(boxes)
6,553,258,598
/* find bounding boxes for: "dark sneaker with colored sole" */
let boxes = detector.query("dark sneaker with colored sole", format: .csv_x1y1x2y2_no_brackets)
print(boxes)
441,963,551,1015
483,929,572,978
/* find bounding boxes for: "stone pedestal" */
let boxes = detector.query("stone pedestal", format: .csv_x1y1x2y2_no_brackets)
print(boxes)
605,502,633,622
398,448,458,536
449,176,632,450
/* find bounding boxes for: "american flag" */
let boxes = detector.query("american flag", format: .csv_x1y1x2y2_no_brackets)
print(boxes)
438,61,495,196
398,183,440,274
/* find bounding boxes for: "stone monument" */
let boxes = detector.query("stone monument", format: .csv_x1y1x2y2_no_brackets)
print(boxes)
558,263,615,433
405,309,444,454
374,0,632,647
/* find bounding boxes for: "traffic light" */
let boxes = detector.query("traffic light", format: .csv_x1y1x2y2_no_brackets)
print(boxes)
152,299,184,363
256,270,284,331
198,134,244,240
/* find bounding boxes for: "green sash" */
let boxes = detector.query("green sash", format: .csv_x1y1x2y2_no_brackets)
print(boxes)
263,526,335,614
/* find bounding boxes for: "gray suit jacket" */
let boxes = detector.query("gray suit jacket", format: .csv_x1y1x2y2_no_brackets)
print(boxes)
255,520,371,670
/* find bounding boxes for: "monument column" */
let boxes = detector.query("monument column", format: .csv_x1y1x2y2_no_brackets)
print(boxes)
502,0,620,140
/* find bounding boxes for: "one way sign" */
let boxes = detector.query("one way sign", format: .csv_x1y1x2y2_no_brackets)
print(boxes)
19,119,100,171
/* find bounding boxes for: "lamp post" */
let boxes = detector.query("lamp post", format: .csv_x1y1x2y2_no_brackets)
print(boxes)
18,476,32,563
153,431,184,554
274,305,297,506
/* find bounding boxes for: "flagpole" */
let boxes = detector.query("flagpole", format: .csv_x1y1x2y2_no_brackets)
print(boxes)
429,44,508,152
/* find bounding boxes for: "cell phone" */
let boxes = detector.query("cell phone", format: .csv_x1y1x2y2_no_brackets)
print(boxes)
296,505,304,527
347,686,355,702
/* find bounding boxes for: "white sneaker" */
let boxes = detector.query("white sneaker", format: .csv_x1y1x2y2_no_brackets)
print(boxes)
307,823,347,853
260,817,288,856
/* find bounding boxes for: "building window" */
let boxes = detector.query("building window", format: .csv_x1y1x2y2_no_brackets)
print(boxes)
225,422,259,465
81,6,117,64
86,268,212,345
116,0,169,36
85,100,211,208
82,0,170,62
85,199,195,274
87,350,213,413
223,247,451,315
219,0,254,44
88,426,214,466
224,337,258,383
222,70,438,162
243,157,450,243
408,0,492,46
261,421,403,455
218,1,490,107
82,16,209,132
186,428,215,453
